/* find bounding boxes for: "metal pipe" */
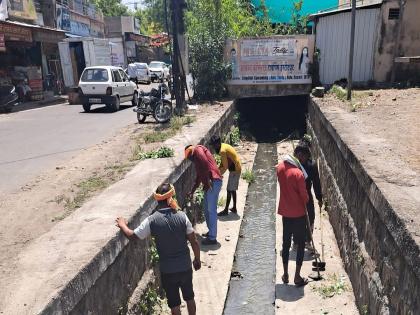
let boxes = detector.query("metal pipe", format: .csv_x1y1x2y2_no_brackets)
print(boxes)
347,0,356,100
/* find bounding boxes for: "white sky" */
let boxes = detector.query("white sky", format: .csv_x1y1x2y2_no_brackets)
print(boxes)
122,0,146,11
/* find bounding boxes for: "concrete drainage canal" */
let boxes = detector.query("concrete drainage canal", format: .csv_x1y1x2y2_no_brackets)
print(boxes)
224,96,308,314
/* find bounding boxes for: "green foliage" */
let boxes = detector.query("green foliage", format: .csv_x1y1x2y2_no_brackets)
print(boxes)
329,85,347,102
218,196,227,207
137,287,161,315
193,187,205,205
92,0,128,17
313,273,349,299
143,116,196,143
241,168,255,184
150,238,159,266
213,153,222,166
361,304,369,315
132,147,174,160
134,0,168,35
223,126,241,146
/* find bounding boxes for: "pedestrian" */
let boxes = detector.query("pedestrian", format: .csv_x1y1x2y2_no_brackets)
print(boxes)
116,183,201,315
209,135,242,216
277,143,310,287
185,144,223,245
299,135,323,250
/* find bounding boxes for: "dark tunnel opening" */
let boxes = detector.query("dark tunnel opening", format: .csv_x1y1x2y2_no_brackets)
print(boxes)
236,95,309,142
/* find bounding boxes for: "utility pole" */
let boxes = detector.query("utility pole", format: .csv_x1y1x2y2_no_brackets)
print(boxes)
170,0,186,114
347,0,356,100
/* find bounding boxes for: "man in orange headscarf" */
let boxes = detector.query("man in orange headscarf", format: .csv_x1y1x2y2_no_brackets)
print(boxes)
116,183,201,315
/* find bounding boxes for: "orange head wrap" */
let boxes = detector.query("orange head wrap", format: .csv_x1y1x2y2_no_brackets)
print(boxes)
184,145,195,160
153,184,180,210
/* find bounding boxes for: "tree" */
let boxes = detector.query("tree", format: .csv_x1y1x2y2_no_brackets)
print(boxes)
93,0,128,17
134,0,169,35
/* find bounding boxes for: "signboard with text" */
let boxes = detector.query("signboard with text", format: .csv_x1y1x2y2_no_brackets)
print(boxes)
226,35,315,85
9,0,37,21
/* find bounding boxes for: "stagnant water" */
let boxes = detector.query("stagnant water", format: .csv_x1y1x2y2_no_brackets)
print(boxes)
223,143,278,315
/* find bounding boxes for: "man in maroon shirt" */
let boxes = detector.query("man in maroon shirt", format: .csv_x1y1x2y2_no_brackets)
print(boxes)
185,145,223,245
277,143,310,286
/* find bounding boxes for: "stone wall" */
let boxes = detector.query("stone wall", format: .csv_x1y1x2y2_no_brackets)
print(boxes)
307,98,420,314
44,104,237,314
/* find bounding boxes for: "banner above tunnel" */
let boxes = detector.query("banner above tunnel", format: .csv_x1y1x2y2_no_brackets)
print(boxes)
226,35,315,86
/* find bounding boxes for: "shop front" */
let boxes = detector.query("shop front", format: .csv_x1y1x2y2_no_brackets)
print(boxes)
0,21,65,101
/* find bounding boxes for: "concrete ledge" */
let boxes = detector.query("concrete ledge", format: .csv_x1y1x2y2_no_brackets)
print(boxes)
308,98,420,314
2,102,235,314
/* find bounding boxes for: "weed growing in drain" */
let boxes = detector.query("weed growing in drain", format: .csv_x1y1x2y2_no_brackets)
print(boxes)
223,126,241,146
137,287,161,315
329,85,347,102
150,238,159,266
132,146,174,160
242,169,255,184
361,304,369,315
213,153,221,166
218,196,226,207
313,273,349,298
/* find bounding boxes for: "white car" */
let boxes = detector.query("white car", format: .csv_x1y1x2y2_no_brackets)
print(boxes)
149,61,170,82
127,63,151,84
78,66,139,112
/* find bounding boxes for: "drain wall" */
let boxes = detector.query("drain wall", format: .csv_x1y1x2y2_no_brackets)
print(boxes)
308,98,419,315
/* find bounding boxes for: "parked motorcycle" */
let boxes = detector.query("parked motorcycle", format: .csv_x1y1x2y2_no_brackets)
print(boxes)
133,83,173,123
0,84,19,113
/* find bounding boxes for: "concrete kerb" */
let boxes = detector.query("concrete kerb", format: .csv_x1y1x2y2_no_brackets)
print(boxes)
307,97,420,314
1,102,235,314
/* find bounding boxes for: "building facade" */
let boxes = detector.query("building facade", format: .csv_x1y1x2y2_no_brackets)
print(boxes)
311,0,420,85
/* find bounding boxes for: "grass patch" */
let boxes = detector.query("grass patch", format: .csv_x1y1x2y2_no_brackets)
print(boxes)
329,85,347,102
143,115,196,144
133,146,175,160
313,273,349,299
137,287,162,315
218,196,226,207
241,168,255,184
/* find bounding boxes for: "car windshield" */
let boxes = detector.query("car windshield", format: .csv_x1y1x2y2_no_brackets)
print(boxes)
81,69,109,82
149,62,163,69
138,64,148,69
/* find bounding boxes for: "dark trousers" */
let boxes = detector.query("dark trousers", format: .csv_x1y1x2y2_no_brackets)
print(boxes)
282,216,306,266
306,201,315,241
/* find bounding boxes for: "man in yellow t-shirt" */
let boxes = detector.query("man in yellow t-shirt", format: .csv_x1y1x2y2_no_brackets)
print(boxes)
209,135,242,216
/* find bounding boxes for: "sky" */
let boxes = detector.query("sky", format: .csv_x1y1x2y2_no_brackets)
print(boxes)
121,0,145,11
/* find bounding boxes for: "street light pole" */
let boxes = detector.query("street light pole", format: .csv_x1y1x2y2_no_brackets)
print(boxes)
347,0,356,100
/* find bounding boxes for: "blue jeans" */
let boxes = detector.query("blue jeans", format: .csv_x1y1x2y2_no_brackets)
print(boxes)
203,179,222,240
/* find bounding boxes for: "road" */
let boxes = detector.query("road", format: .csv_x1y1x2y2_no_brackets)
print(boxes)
0,83,159,194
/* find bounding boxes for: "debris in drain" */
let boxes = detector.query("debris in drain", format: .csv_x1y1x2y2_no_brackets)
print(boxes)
239,234,244,238
231,271,243,279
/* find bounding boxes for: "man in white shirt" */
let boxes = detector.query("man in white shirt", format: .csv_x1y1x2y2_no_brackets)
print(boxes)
116,183,201,315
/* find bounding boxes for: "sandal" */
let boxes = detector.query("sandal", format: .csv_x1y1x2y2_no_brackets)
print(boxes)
281,274,289,284
294,277,309,287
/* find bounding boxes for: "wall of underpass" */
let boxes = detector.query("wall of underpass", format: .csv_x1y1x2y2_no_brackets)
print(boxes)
308,98,420,315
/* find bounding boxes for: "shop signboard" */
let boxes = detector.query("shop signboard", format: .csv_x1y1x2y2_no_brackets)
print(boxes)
0,21,32,42
9,0,37,21
125,32,149,46
0,34,5,51
56,4,71,31
226,35,315,85
70,20,90,37
33,29,65,43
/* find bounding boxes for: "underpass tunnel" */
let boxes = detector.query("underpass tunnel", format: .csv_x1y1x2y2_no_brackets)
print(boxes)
236,95,309,143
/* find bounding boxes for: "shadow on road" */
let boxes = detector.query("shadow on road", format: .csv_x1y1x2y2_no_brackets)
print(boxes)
79,105,134,114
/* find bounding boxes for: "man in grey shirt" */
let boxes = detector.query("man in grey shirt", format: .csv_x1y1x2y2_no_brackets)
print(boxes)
116,183,201,315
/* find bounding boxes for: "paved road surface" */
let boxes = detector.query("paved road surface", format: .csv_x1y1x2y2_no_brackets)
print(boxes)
0,83,159,194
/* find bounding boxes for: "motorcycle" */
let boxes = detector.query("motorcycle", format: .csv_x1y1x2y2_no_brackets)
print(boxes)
0,84,19,113
133,83,173,123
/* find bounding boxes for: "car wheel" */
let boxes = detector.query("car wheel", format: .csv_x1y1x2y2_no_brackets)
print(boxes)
110,97,120,112
83,104,91,112
137,113,147,123
132,92,139,107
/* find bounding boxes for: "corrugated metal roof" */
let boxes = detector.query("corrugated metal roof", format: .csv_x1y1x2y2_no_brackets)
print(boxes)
309,0,383,19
